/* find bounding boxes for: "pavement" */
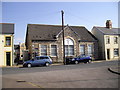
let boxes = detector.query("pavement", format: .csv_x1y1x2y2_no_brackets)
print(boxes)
0,59,118,67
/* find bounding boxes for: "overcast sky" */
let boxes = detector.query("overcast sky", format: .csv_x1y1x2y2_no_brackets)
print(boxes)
2,2,118,44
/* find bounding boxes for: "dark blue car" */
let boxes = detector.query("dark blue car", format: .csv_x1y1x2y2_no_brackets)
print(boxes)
66,55,92,64
23,56,52,67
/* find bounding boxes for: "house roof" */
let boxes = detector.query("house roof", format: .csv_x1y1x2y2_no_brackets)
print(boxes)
69,26,97,42
0,23,14,34
26,24,97,42
95,27,120,35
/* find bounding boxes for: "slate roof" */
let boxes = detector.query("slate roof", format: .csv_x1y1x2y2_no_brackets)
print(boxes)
69,26,97,42
26,24,97,42
0,23,14,34
95,27,120,35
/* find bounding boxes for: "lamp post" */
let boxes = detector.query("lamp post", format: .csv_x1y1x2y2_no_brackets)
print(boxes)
61,10,66,65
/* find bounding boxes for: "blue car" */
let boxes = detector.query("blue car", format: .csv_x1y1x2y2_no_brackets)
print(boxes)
66,55,92,64
23,56,52,67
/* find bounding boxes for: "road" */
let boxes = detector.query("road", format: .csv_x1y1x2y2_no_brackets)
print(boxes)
2,60,119,88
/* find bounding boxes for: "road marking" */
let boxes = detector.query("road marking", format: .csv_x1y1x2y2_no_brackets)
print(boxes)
27,82,44,89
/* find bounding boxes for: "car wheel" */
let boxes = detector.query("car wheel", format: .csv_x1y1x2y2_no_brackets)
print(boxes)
27,63,32,68
75,61,78,64
88,60,92,63
45,62,49,67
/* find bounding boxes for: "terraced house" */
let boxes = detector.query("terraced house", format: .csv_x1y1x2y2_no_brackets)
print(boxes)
92,20,120,60
0,23,14,66
25,24,98,63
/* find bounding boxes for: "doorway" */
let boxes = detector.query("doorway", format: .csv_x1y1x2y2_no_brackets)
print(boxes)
6,52,11,66
107,49,110,60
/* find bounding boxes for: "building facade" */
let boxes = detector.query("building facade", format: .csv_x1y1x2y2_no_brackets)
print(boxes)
92,20,120,60
25,24,98,62
0,23,14,66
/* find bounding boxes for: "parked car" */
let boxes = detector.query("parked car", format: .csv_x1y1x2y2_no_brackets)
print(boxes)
23,56,52,67
66,55,92,64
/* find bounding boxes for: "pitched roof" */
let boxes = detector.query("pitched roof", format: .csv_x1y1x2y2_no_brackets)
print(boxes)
69,26,97,42
95,27,120,35
0,23,14,34
27,24,62,40
26,24,97,42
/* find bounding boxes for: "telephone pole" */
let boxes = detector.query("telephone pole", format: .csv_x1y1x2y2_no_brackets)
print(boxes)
61,10,66,65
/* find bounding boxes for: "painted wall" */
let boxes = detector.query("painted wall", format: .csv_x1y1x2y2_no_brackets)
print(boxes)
92,27,120,60
0,34,13,66
92,27,105,59
104,35,119,60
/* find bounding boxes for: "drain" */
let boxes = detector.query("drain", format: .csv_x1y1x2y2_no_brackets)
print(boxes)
16,80,26,82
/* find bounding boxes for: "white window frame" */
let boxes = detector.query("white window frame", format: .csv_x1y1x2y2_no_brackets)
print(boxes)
88,44,93,56
80,44,85,55
65,38,74,56
106,36,110,44
40,45,47,56
50,45,57,57
114,37,118,44
114,48,119,57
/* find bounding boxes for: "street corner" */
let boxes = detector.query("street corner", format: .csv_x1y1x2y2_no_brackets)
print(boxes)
108,66,120,75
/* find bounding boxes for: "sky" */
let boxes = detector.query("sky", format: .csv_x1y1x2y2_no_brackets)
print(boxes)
2,2,118,44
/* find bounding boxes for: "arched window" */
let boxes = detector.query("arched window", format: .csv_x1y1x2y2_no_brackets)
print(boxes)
65,38,74,56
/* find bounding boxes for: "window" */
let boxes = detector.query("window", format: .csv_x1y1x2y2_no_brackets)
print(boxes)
40,45,47,55
65,45,74,56
106,36,110,44
80,45,85,55
5,37,11,46
88,45,93,56
40,56,49,59
51,45,57,56
114,37,118,44
65,38,74,56
114,49,119,56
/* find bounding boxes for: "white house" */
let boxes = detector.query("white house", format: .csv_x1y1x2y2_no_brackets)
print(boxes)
92,20,120,60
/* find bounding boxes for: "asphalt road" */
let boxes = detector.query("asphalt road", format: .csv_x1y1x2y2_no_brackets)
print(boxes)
2,60,119,88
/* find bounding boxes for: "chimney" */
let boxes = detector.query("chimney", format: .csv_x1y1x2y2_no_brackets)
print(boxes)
106,20,112,29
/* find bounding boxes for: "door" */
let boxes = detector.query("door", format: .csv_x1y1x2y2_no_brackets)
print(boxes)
107,49,110,60
6,52,11,66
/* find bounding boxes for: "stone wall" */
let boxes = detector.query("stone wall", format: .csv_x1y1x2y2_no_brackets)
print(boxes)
28,26,98,62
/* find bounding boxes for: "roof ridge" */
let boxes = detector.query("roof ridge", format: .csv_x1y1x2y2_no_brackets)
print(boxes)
94,26,120,29
27,24,85,28
28,24,62,27
0,23,14,24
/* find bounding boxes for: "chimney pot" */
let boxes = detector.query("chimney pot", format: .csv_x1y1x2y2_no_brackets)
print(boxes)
106,20,112,29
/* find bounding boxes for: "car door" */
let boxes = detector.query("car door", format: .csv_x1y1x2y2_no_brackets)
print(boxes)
32,57,39,66
79,55,85,61
38,57,46,65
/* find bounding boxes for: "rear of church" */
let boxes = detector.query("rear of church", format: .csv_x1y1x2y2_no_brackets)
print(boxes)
25,24,98,63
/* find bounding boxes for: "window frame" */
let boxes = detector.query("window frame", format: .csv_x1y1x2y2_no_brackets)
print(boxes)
65,45,74,56
106,36,110,44
80,44,85,55
87,44,93,56
50,45,57,57
114,37,118,44
114,48,119,57
40,45,47,56
5,36,12,47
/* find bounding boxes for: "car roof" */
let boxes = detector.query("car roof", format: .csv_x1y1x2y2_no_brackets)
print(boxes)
36,56,49,57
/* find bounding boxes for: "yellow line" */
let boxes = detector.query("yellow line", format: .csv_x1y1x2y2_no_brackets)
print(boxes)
27,82,44,89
